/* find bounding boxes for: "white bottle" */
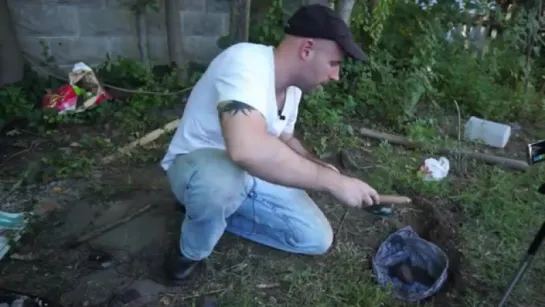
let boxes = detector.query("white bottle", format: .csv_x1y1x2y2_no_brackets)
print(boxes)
464,116,512,148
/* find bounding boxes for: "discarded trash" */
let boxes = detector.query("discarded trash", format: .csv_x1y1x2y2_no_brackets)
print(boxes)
0,210,30,261
42,62,112,115
372,226,449,302
417,157,450,181
0,287,54,306
465,116,512,148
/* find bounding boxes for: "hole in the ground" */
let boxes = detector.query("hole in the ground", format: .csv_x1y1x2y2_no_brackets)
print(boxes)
402,196,467,305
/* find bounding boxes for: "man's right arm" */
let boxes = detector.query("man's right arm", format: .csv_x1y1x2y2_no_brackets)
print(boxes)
218,100,342,193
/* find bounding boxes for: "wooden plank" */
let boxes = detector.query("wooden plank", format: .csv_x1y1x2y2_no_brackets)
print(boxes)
358,127,530,171
230,0,252,44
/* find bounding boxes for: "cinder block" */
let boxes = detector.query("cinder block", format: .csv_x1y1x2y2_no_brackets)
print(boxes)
181,11,228,37
6,0,42,10
109,36,141,61
17,36,50,62
148,36,170,64
104,0,135,9
182,35,223,63
206,0,229,13
43,0,106,8
183,0,205,11
78,8,137,36
10,5,78,37
146,2,168,37
48,37,111,65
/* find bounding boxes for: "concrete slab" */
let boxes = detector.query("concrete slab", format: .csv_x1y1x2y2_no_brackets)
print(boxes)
60,268,131,306
61,201,104,236
89,209,169,254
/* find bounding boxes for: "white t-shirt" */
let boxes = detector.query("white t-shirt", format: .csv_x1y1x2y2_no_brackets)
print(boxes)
160,42,302,171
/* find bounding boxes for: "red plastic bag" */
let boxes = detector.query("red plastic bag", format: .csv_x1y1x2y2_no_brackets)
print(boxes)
42,62,112,115
42,84,110,115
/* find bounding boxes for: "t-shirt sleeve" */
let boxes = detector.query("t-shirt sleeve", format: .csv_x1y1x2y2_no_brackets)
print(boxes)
213,54,270,120
283,87,302,135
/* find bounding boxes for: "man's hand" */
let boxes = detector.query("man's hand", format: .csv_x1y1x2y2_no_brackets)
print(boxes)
278,132,379,207
327,175,380,208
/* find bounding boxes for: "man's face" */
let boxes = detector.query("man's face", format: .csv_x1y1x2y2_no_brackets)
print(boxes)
295,39,343,93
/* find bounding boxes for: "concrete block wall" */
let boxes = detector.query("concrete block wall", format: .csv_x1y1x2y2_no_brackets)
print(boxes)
181,0,230,63
7,0,230,71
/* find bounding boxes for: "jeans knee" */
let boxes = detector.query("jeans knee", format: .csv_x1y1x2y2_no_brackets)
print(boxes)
167,149,251,219
314,223,334,254
294,221,333,255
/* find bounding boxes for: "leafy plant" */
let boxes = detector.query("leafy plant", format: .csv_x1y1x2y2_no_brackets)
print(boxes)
0,85,41,131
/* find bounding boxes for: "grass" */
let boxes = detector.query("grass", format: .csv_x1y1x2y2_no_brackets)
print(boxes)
184,128,545,307
375,135,545,301
3,105,545,306
205,241,395,307
117,127,545,307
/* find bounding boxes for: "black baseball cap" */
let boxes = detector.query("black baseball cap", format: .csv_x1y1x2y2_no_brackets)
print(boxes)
284,4,368,61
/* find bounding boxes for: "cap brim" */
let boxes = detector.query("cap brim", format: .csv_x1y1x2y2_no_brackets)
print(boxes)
338,38,368,61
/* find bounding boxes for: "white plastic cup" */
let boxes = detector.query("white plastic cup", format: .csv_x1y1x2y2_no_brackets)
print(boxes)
464,116,512,148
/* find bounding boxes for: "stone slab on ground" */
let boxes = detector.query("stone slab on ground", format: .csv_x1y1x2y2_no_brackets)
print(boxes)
61,201,105,236
108,278,167,306
55,188,176,248
0,162,188,307
55,199,177,306
90,208,169,254
60,268,132,306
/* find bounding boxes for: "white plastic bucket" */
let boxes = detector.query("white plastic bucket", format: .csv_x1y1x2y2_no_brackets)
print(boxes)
464,116,512,148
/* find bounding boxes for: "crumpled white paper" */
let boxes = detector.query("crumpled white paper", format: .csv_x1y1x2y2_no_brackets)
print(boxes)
418,157,450,181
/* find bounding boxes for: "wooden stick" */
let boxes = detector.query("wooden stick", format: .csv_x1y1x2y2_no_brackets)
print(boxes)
102,119,180,164
379,194,411,205
359,127,530,171
64,204,153,248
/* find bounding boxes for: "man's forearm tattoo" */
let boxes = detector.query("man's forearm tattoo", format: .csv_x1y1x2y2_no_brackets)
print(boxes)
217,100,256,118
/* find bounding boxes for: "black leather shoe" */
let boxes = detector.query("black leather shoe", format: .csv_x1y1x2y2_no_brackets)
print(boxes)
165,250,203,285
174,201,186,214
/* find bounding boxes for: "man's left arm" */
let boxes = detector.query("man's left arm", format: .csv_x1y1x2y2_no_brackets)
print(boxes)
280,132,339,173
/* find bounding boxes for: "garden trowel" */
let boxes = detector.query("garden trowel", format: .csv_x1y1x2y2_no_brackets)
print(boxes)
364,194,412,218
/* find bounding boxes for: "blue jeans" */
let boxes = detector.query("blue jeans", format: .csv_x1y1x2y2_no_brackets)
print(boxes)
166,148,333,261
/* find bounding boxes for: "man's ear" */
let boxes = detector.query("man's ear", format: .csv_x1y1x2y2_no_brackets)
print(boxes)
299,38,315,60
